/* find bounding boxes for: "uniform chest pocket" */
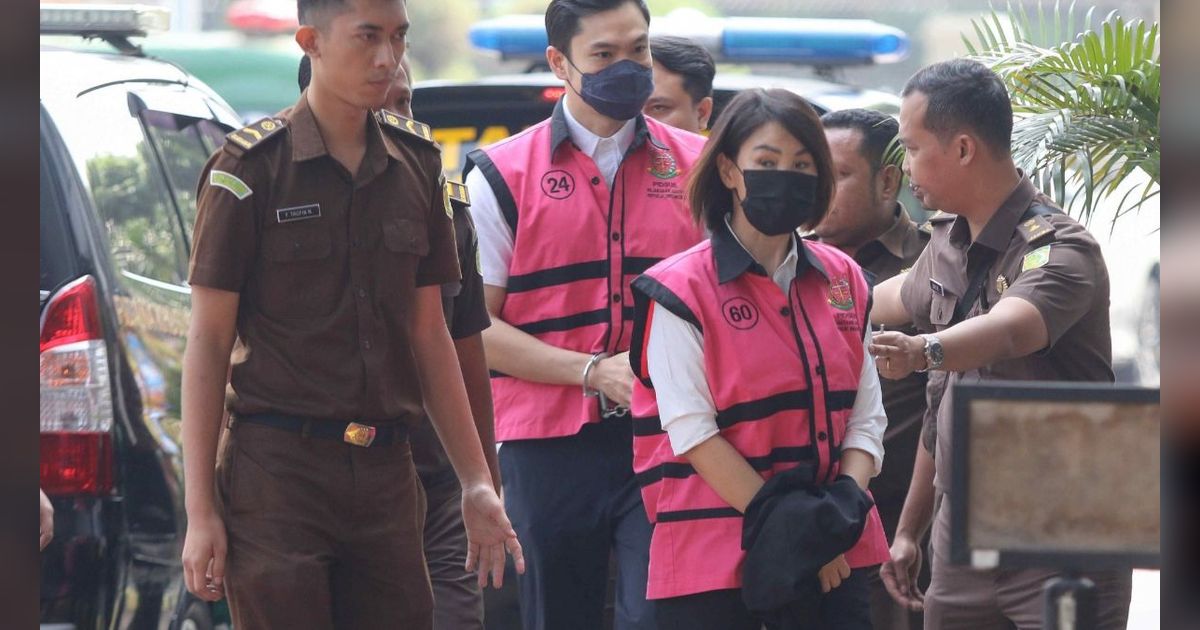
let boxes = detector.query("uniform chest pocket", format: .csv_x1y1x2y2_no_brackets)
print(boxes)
257,227,338,319
377,218,429,297
929,293,958,328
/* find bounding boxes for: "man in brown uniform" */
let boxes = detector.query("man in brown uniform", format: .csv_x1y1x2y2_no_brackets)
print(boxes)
179,1,521,628
812,107,941,630
299,51,503,629
868,59,1132,629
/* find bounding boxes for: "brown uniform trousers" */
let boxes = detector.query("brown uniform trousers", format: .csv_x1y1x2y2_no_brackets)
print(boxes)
219,421,432,629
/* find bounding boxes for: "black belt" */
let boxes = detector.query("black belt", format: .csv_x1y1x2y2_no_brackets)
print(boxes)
233,413,409,447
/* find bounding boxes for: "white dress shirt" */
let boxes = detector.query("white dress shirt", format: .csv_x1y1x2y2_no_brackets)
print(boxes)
645,221,887,475
465,94,638,288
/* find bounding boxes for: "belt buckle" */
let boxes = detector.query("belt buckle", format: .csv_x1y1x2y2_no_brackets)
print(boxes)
343,422,377,447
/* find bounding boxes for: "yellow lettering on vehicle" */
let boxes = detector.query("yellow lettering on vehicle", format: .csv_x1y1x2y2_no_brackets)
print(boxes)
432,127,479,174
478,125,511,147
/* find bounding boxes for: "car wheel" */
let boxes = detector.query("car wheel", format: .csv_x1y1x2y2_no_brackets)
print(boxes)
178,600,213,630
1135,268,1160,386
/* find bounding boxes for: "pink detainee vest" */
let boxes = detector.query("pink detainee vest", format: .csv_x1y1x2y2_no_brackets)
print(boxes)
628,236,891,599
467,103,705,441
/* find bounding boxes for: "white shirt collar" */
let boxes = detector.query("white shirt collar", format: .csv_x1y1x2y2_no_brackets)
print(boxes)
723,214,800,292
562,93,637,159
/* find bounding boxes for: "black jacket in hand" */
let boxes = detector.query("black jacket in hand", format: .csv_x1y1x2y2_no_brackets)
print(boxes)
740,465,874,614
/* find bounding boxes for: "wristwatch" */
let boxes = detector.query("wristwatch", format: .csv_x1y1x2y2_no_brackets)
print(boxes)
917,334,944,372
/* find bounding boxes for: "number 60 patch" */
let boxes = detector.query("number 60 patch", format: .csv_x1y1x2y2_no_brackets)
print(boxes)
721,297,760,330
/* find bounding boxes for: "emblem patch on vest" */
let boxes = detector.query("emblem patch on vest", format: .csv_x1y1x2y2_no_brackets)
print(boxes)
647,146,678,179
540,170,575,200
721,297,759,330
828,278,855,311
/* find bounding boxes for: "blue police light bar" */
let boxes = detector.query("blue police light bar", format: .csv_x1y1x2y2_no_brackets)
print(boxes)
720,17,909,65
469,15,547,60
468,14,909,66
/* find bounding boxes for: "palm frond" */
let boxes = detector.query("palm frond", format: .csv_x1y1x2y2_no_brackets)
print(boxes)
956,0,1160,223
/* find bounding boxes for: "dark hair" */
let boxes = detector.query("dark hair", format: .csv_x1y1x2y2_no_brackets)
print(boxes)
687,88,835,232
902,58,1013,157
820,108,898,173
298,54,311,92
649,35,715,104
297,0,344,26
545,0,650,59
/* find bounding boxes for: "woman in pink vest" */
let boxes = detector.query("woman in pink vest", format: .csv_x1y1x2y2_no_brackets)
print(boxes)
628,88,891,629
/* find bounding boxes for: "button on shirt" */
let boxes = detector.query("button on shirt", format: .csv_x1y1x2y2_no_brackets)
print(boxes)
647,217,888,473
466,94,637,287
187,93,460,423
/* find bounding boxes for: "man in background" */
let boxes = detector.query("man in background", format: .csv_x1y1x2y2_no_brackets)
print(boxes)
643,35,715,134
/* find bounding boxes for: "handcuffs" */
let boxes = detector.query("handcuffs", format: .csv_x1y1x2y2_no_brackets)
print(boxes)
582,352,629,418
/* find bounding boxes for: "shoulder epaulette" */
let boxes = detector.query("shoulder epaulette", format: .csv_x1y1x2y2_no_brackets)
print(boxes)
444,179,470,207
224,118,286,156
1017,214,1057,244
376,109,437,147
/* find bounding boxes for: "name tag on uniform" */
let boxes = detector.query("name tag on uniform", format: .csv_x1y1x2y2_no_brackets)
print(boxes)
276,204,321,223
930,279,945,296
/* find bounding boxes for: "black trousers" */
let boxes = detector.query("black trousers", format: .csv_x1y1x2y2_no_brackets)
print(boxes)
498,417,656,630
654,568,874,630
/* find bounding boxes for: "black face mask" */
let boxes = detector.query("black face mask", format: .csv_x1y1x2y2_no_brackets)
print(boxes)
736,168,820,236
566,58,654,121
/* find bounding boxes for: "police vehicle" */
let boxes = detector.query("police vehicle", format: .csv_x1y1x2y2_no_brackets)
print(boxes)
40,5,242,628
414,12,910,178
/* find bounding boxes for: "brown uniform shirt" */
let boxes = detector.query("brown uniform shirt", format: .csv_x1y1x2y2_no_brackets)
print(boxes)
900,174,1113,492
412,186,491,484
188,94,460,424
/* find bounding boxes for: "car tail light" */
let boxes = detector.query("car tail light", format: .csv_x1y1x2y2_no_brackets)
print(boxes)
541,87,566,103
40,276,114,496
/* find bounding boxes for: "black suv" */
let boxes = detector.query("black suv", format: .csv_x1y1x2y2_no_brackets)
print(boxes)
40,5,242,629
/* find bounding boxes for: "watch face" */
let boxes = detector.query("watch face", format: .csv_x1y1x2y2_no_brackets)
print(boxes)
929,338,945,367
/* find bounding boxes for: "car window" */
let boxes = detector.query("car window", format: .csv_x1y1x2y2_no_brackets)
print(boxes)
141,113,227,245
60,85,188,287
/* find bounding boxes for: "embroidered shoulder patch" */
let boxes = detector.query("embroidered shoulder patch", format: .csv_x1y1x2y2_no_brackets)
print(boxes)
209,169,252,200
441,179,454,219
1022,245,1051,271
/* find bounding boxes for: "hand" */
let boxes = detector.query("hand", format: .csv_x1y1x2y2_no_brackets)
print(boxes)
39,489,54,551
182,508,227,602
461,483,526,589
880,532,924,611
587,351,634,407
869,331,927,380
818,554,851,593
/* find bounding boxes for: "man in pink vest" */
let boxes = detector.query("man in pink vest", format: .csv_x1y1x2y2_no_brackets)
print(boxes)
463,1,706,627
